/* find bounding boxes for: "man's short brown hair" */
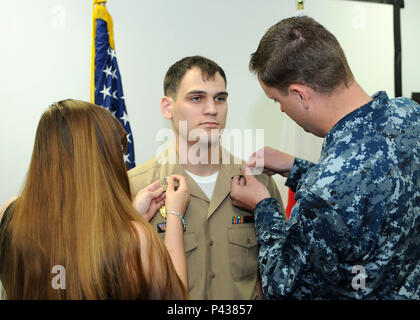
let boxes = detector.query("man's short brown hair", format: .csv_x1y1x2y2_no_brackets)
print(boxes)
164,55,227,99
249,16,353,93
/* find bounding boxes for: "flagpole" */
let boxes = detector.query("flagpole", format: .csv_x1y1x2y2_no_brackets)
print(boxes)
91,0,109,104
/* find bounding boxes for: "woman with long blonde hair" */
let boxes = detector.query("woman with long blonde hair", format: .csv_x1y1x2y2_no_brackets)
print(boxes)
0,99,189,299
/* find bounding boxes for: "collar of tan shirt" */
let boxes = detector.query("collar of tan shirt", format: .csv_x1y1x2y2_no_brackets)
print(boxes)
156,141,243,219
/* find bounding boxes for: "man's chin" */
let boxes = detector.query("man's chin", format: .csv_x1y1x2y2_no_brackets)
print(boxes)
199,136,220,147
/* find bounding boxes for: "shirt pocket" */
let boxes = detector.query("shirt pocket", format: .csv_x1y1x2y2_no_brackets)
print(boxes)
228,226,258,281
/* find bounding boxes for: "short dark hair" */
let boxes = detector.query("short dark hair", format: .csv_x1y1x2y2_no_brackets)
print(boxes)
249,16,353,93
164,55,227,98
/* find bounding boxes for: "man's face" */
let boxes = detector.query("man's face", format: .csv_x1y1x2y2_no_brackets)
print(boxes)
168,67,228,145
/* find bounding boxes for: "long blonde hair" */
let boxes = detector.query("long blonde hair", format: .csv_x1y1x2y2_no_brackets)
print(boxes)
0,100,186,299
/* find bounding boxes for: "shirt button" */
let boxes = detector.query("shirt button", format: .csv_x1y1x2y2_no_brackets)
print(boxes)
209,272,215,279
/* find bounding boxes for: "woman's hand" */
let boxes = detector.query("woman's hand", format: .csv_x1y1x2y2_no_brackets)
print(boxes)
165,175,190,216
132,180,166,222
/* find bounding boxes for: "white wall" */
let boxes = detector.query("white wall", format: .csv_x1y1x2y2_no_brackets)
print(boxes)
401,0,420,98
0,0,419,207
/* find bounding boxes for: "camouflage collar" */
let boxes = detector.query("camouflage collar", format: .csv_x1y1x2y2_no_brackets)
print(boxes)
322,91,389,150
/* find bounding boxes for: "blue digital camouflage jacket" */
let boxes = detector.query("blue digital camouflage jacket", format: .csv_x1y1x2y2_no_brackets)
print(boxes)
255,91,420,299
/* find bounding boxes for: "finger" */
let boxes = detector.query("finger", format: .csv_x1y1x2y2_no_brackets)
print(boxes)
149,187,165,199
246,157,257,167
230,177,240,198
150,199,165,213
247,147,266,164
166,175,175,192
241,163,258,180
156,192,166,202
255,147,266,158
263,168,276,176
146,180,161,191
152,194,166,207
169,174,183,181
231,175,241,186
170,174,187,192
239,175,246,186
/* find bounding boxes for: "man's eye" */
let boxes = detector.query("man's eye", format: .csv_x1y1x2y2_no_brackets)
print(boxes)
192,96,201,102
215,96,226,102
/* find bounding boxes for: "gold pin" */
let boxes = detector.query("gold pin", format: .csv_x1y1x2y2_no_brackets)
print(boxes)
159,205,167,218
159,177,168,218
161,176,179,191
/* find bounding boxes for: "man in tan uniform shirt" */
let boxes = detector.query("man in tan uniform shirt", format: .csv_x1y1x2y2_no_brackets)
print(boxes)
128,56,284,299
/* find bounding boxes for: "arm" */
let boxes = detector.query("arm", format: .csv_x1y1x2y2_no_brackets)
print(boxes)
254,194,347,299
132,175,190,297
285,157,317,192
163,175,190,292
133,222,187,299
265,175,286,219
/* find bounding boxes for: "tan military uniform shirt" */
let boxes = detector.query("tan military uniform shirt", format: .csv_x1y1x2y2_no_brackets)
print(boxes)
128,146,284,299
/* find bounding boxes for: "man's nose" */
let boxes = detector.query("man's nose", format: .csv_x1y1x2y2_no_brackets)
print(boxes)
203,100,217,115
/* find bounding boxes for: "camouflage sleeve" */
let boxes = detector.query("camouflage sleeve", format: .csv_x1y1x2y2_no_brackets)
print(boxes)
285,157,316,193
254,195,347,299
266,176,286,219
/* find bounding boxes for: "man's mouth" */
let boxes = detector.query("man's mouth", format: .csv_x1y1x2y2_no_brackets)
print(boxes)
199,121,219,128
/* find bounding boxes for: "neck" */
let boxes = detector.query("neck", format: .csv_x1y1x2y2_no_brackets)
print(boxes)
175,136,221,176
320,81,372,135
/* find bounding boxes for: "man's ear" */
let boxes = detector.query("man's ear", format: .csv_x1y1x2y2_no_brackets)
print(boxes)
289,84,311,110
160,96,173,119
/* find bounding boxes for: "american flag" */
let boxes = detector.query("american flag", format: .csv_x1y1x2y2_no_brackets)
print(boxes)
92,4,135,169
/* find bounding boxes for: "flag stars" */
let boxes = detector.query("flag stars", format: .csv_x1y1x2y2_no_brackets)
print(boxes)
123,153,131,164
120,111,129,125
102,65,112,77
102,65,118,80
111,69,118,79
99,84,111,100
107,47,117,60
95,33,133,167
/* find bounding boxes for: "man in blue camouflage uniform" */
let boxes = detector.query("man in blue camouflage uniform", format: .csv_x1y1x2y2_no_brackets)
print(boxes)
230,16,419,299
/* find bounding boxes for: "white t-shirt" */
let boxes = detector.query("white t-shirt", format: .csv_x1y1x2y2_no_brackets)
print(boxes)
185,170,219,200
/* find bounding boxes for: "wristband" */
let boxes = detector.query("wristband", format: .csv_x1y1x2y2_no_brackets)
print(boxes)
168,211,186,232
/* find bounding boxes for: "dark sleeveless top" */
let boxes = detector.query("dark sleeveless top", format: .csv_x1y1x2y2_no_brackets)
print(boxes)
0,202,14,234
0,202,14,273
